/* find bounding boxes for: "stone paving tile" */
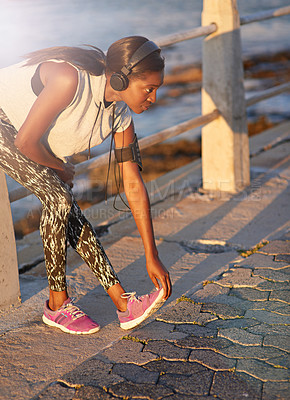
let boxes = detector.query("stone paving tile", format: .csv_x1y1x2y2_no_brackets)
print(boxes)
230,287,270,301
143,340,190,361
130,320,187,342
264,334,290,352
158,369,213,396
215,268,264,288
210,371,261,400
244,309,290,325
249,301,290,315
269,289,290,303
262,381,290,400
143,359,208,375
112,363,159,384
257,240,290,255
206,318,260,330
201,302,244,319
256,280,290,291
32,382,76,400
235,372,263,395
218,343,286,361
58,359,124,388
246,323,290,336
192,288,255,312
236,253,289,270
209,294,254,310
267,354,290,369
108,382,174,400
97,339,157,365
155,301,202,324
189,349,236,371
73,385,114,400
218,327,263,346
225,299,262,313
275,254,290,263
162,395,218,400
278,266,290,274
189,283,230,303
236,358,290,381
195,312,219,325
253,268,290,282
174,323,217,337
175,336,232,351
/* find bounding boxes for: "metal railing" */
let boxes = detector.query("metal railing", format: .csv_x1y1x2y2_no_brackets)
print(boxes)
240,5,290,25
8,4,290,204
1,2,290,307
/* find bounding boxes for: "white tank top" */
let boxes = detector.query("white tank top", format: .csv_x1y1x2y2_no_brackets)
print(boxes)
0,60,132,160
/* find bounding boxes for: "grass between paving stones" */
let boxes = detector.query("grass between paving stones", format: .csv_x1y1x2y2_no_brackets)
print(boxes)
122,335,148,345
266,362,288,370
238,241,269,258
203,280,215,286
176,295,201,304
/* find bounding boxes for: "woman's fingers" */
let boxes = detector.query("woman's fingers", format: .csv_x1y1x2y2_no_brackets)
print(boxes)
162,274,172,299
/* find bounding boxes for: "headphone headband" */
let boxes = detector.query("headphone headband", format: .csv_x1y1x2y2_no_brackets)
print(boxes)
123,40,160,73
110,40,160,91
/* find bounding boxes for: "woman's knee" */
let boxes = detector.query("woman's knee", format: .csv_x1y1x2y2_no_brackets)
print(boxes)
59,191,73,215
44,189,73,218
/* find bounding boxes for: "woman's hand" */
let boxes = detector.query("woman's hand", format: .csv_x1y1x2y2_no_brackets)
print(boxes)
54,161,75,187
146,254,172,300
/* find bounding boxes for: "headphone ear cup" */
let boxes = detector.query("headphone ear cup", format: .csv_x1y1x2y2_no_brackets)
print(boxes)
110,72,129,91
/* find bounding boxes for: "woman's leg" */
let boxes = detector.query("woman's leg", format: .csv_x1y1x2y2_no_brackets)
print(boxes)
67,201,126,310
0,111,127,311
0,115,72,301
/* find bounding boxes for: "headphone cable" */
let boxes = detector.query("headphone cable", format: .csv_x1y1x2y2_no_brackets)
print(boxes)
88,102,101,160
105,103,131,212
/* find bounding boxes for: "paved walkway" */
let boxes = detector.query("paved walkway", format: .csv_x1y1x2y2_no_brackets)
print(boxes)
37,238,290,400
0,122,289,400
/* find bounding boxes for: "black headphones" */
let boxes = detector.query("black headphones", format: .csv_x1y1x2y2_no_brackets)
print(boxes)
110,40,160,91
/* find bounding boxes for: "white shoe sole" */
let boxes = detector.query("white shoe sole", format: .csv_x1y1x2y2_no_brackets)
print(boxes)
120,289,165,330
42,315,100,335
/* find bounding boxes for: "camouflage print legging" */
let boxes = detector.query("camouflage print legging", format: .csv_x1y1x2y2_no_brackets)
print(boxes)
0,108,119,292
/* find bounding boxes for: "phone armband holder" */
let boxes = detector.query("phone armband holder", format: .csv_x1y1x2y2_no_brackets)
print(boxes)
114,134,143,171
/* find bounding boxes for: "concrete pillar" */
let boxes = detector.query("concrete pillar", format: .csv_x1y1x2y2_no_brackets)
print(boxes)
0,171,20,308
201,0,250,192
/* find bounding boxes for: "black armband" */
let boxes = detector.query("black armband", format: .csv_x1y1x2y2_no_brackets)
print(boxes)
114,133,143,171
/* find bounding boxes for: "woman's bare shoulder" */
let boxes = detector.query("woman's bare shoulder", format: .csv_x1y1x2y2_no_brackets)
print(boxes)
39,61,78,89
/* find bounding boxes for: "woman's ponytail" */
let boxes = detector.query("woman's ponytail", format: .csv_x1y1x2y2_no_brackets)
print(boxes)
24,45,106,76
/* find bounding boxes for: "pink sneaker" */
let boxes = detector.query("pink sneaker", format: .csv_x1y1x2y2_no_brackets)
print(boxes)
117,288,165,330
42,298,100,335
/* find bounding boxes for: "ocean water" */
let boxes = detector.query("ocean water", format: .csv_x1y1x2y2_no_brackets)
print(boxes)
1,0,289,136
1,0,289,220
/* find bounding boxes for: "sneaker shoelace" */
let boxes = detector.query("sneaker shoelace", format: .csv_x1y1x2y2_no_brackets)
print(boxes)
62,300,86,320
121,292,141,302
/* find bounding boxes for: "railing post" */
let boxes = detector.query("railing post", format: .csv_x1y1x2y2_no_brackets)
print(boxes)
201,0,250,192
0,171,20,308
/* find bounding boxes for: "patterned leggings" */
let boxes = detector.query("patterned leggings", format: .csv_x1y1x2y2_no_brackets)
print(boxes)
0,108,120,292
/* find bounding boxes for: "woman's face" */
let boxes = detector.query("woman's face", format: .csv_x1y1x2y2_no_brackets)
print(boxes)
119,70,164,114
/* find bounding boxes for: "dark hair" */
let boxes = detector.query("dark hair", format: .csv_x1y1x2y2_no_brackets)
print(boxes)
24,36,164,78
106,36,164,79
24,45,106,75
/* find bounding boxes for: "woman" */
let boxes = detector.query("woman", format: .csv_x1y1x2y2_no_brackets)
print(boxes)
0,36,172,334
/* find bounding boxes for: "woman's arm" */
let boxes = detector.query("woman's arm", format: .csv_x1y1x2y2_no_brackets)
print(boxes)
114,123,172,299
14,61,78,185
